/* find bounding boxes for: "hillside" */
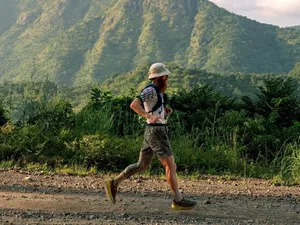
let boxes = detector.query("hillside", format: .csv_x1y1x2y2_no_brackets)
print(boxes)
0,0,299,86
288,62,300,77
291,25,300,30
100,63,285,98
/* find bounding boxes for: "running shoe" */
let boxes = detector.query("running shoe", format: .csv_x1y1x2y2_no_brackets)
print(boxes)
104,180,117,204
172,198,197,210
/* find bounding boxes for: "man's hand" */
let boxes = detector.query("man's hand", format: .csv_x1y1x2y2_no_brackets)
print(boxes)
147,114,161,123
165,107,173,115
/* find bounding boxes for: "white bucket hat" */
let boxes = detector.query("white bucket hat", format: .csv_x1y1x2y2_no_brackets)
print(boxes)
148,63,171,79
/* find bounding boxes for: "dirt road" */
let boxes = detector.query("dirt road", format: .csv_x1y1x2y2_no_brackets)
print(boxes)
1,169,300,224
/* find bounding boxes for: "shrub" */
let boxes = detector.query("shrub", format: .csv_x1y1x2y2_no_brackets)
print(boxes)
65,134,142,171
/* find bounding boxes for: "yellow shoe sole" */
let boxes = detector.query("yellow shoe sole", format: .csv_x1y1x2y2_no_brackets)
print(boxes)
171,203,197,210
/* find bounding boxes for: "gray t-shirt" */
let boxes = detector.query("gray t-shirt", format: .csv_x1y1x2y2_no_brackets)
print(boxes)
140,86,166,124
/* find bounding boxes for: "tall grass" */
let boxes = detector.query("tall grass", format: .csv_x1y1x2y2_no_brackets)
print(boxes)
76,105,115,135
274,142,300,185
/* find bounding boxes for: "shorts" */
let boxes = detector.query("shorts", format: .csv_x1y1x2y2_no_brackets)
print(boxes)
141,125,173,158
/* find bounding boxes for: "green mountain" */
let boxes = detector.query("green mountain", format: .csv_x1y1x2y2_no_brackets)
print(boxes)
0,0,299,86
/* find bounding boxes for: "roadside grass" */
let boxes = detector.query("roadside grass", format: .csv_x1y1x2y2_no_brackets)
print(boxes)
25,163,50,172
271,143,300,185
2,159,300,185
0,160,14,169
2,130,299,184
55,165,98,176
2,132,299,184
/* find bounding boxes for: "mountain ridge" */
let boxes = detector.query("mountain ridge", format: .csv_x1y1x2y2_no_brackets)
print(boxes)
0,0,299,85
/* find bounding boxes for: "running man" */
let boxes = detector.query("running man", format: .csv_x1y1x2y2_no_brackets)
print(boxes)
105,63,197,210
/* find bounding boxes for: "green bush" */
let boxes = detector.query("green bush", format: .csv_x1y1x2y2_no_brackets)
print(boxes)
65,134,142,171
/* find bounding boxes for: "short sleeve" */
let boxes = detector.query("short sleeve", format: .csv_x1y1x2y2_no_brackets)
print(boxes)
140,86,157,102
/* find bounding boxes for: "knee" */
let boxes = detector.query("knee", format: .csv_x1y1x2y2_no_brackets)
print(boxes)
166,161,177,172
138,161,150,172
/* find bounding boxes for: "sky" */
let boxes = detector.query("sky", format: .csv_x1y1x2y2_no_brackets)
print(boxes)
209,0,300,27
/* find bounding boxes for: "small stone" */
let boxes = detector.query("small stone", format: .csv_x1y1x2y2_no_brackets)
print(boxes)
203,199,211,204
24,176,33,182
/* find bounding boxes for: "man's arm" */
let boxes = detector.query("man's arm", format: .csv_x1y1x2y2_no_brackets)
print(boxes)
130,98,160,123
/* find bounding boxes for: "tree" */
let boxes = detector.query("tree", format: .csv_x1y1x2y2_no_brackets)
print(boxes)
0,102,7,126
255,77,300,128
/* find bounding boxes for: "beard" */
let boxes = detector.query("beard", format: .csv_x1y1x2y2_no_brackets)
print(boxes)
156,79,168,93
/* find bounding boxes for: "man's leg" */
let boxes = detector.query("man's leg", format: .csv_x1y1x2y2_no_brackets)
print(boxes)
114,150,154,187
158,155,182,202
105,150,154,204
159,155,197,210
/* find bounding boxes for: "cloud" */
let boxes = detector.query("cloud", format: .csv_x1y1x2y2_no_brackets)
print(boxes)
209,0,300,27
256,0,300,16
211,0,258,11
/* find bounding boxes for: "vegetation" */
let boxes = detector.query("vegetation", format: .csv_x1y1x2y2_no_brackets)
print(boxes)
289,62,300,78
0,0,299,85
101,63,289,98
0,0,300,185
1,73,300,185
